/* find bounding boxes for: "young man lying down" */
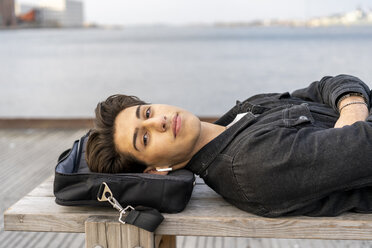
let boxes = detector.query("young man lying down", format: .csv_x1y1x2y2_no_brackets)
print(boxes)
86,74,372,217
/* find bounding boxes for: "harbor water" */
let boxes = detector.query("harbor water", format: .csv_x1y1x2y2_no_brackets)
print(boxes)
1,26,372,118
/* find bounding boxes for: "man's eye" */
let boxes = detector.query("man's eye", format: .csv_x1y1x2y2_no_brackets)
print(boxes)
143,133,148,146
145,107,151,118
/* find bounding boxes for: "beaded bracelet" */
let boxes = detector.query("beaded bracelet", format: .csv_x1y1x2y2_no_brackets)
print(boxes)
339,101,368,112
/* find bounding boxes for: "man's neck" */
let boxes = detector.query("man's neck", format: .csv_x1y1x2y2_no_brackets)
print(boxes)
196,121,226,151
172,121,225,170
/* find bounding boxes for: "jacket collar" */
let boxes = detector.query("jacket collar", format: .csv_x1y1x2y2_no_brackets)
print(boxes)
185,112,256,177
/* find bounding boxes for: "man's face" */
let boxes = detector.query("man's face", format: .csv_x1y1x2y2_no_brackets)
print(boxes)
114,104,201,169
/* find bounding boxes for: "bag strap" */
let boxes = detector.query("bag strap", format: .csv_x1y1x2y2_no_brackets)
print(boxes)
97,182,164,232
124,206,164,232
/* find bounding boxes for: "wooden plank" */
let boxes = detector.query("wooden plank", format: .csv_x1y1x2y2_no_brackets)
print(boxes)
156,213,372,239
7,193,372,239
106,220,122,248
4,196,117,233
0,129,88,248
85,216,108,248
158,235,176,248
0,129,87,199
27,177,54,197
139,228,155,248
7,166,372,241
155,235,163,248
86,216,156,248
0,118,94,129
123,224,140,247
83,217,155,248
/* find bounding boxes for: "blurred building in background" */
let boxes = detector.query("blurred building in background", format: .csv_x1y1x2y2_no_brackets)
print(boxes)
15,0,83,27
307,8,372,27
0,0,16,27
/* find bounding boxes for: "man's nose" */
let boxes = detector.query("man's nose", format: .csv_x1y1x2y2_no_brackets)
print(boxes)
143,116,167,132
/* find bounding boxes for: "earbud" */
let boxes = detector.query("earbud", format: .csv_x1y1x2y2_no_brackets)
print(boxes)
156,167,173,172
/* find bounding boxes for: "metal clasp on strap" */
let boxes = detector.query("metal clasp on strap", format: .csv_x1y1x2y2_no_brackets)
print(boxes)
97,182,134,224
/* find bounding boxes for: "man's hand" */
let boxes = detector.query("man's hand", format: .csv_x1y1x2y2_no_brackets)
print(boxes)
334,95,369,128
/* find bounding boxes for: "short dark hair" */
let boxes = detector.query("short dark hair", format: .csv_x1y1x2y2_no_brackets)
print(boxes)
86,94,147,173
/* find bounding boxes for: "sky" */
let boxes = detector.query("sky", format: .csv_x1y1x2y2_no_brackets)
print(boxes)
17,0,372,25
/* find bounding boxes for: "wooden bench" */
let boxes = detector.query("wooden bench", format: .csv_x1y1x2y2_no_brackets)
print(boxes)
5,176,372,248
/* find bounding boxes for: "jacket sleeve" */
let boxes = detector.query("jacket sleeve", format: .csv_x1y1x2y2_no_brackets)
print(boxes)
291,74,371,112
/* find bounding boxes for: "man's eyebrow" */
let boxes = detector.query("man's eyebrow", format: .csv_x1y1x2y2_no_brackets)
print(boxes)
133,105,143,152
136,105,141,119
133,127,139,151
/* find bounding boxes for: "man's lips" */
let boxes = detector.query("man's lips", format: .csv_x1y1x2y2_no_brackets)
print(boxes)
172,114,181,137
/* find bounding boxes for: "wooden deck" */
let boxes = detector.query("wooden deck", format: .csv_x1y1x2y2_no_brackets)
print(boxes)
2,128,372,247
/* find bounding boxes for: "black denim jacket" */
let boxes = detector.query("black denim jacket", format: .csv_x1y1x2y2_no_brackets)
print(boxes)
186,75,372,217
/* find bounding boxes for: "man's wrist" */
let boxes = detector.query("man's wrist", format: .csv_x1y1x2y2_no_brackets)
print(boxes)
337,93,367,112
339,101,368,113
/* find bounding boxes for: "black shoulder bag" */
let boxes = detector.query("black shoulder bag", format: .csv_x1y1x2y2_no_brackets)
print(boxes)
54,132,195,232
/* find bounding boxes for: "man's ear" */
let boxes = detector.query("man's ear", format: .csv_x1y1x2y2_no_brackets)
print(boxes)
143,166,169,175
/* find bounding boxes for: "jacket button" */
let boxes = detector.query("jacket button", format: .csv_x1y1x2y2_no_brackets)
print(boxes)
299,116,308,120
